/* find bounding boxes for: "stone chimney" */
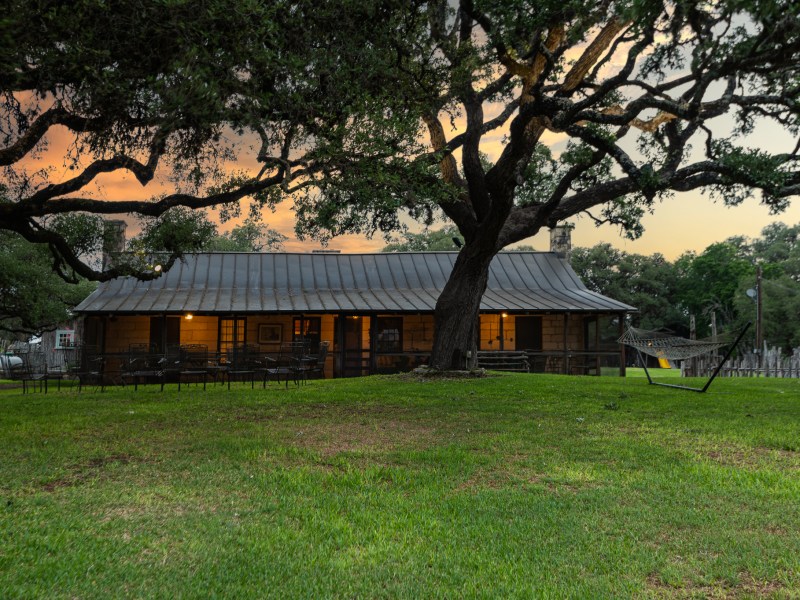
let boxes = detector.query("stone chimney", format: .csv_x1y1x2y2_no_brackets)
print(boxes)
549,224,572,260
102,219,127,270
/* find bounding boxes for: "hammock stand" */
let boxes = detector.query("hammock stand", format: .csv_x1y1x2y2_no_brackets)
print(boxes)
619,322,751,393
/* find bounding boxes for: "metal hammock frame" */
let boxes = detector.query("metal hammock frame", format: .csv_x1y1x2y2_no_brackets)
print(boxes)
619,322,751,392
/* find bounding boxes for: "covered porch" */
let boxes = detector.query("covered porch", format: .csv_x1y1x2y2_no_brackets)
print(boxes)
81,308,628,378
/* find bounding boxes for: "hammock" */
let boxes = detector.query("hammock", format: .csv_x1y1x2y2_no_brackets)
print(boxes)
619,327,730,361
619,323,751,393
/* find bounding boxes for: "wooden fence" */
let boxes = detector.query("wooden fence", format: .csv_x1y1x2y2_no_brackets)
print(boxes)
684,346,800,379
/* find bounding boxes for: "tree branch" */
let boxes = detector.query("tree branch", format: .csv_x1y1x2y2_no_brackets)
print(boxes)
0,106,111,166
560,18,628,94
24,131,169,209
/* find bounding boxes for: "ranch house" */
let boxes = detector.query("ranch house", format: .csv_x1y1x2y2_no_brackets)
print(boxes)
74,244,635,378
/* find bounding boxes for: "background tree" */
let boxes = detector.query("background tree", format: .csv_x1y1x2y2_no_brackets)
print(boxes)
733,223,800,351
749,277,800,351
571,244,683,332
130,208,286,254
382,224,542,252
0,230,96,337
751,223,800,280
382,225,463,252
674,242,754,336
573,224,800,350
206,219,287,252
0,207,285,336
293,0,800,369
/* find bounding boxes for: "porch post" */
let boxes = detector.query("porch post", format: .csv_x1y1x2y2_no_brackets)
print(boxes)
618,312,626,377
563,312,569,375
335,312,345,378
160,313,167,353
369,314,377,375
595,315,601,376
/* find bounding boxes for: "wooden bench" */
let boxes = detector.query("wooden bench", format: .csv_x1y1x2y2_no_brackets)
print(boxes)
477,351,530,372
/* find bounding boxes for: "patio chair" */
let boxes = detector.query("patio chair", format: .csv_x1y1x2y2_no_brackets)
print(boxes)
177,344,210,391
203,350,227,385
258,349,295,388
42,358,68,392
19,353,47,394
71,346,107,392
162,344,182,384
259,341,310,388
121,344,166,391
296,341,329,381
226,345,260,389
62,347,82,388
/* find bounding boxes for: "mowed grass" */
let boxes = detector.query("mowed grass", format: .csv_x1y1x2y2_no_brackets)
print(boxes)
625,367,683,378
1,374,798,599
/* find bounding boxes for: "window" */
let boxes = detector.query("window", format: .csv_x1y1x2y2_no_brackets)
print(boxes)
219,318,246,355
375,317,403,353
55,329,75,349
480,314,500,350
293,317,321,350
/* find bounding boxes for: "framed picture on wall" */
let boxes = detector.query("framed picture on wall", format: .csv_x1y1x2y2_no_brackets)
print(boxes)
258,323,282,345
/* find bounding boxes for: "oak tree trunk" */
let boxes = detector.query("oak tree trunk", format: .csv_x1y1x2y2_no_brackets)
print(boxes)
429,250,493,370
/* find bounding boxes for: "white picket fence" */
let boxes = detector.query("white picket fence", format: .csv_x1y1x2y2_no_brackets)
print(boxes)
684,346,800,379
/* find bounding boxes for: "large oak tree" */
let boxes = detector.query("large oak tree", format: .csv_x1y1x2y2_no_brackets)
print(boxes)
3,1,799,369
294,0,800,369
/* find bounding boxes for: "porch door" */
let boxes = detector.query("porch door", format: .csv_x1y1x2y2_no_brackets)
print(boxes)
335,316,370,377
293,316,321,352
83,316,105,352
219,317,246,359
515,316,543,351
581,316,600,375
150,316,180,353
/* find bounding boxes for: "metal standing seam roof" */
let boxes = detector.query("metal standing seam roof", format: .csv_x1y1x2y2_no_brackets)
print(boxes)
74,251,636,314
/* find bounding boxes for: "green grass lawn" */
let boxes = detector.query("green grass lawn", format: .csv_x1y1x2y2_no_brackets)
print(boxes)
624,367,683,378
1,374,798,598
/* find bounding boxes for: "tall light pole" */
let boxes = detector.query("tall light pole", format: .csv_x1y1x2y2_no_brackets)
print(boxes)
746,265,763,367
756,265,763,353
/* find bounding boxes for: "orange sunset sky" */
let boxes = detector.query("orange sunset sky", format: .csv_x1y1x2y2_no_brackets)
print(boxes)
21,103,800,261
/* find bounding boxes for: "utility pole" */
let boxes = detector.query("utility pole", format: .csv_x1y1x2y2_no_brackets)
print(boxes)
710,311,718,364
689,314,697,376
756,265,763,366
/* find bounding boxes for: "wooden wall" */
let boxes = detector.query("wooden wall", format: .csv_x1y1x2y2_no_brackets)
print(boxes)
90,311,615,379
105,316,150,352
479,314,585,352
180,316,218,347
